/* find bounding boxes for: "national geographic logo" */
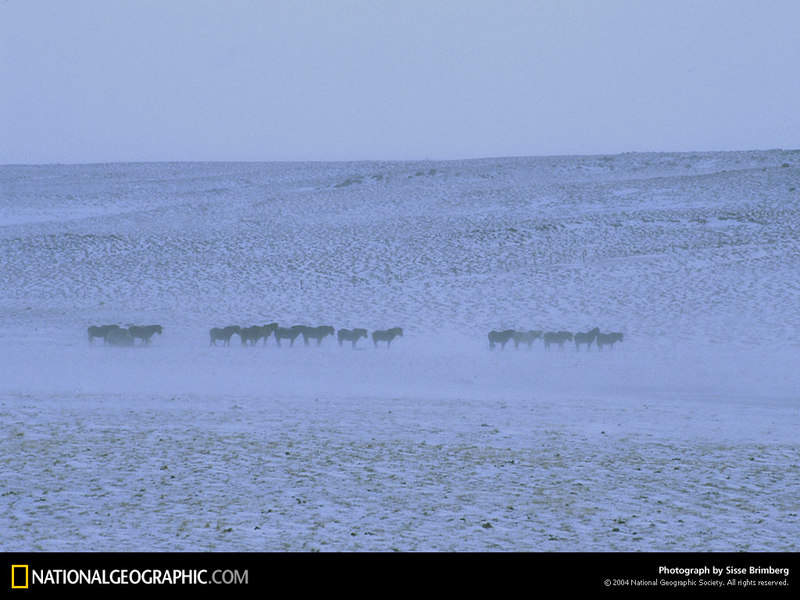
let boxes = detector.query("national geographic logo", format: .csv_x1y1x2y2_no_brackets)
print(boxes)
8,563,248,588
11,565,28,589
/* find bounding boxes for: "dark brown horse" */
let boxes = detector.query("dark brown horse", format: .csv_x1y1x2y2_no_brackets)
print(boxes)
274,325,306,347
210,326,241,346
488,329,515,350
303,325,335,346
129,324,163,346
513,330,542,349
596,332,624,350
240,323,278,346
372,327,403,348
337,328,368,348
88,324,120,344
543,331,573,349
574,327,600,351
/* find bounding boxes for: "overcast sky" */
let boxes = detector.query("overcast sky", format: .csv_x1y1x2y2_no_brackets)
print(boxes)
2,0,799,164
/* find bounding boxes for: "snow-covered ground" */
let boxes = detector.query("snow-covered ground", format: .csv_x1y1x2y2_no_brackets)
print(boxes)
1,151,799,551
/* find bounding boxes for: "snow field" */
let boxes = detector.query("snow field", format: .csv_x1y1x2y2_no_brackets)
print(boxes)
1,150,799,551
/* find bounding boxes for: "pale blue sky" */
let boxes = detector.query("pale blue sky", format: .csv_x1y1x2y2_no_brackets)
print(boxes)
2,0,799,164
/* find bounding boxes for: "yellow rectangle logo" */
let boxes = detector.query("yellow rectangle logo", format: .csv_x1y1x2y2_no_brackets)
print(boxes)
11,565,29,589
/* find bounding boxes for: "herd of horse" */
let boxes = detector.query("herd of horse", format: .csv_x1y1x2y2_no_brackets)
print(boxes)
208,323,403,348
207,324,403,348
87,323,624,351
86,323,402,348
488,327,623,351
87,324,163,347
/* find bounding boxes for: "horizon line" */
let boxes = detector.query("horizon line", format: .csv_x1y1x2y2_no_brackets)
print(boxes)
2,146,798,168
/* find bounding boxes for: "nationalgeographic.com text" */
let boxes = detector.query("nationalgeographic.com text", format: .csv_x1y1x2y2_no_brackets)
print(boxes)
28,568,247,586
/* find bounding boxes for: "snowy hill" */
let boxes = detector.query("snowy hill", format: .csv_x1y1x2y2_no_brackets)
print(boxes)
1,151,799,551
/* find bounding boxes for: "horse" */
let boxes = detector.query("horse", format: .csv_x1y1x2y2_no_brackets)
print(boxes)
303,325,335,346
488,329,516,350
260,323,279,345
239,323,277,346
106,327,135,347
337,328,368,348
239,326,262,346
88,324,119,344
129,324,163,346
543,331,573,349
209,325,241,346
574,327,600,351
513,330,542,349
274,325,306,347
372,327,403,348
596,332,623,350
